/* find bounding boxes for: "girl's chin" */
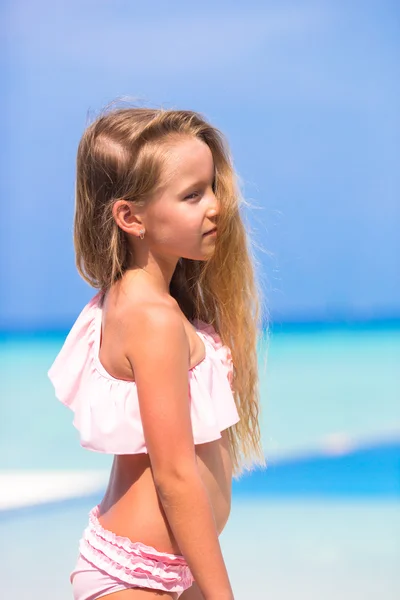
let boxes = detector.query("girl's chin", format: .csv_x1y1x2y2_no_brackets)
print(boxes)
180,247,216,262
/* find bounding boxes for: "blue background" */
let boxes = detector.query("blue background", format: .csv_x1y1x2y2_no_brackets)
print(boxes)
1,0,399,331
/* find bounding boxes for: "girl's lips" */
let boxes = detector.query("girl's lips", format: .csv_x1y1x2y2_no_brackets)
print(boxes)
203,228,217,236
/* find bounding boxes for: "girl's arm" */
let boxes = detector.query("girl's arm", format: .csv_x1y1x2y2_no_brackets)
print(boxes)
125,304,234,600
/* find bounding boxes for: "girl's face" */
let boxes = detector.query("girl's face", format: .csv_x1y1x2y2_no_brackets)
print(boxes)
144,136,220,261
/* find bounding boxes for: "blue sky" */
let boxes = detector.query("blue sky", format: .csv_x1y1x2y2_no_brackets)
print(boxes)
1,0,399,328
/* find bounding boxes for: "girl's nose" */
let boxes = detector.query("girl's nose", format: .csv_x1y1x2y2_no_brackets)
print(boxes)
208,192,220,216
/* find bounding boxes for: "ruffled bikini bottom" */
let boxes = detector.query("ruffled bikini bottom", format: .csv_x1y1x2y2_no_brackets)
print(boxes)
70,505,194,600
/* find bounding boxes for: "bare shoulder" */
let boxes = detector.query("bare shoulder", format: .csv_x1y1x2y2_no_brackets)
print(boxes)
118,287,181,331
124,299,189,368
109,283,187,367
106,277,178,332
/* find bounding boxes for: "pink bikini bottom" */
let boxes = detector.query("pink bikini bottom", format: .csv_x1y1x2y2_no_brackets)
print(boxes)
70,505,194,600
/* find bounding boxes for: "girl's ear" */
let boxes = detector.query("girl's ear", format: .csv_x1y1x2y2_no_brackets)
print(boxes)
112,200,144,236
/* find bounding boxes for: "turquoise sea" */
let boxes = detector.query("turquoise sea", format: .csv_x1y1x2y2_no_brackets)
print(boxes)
1,323,399,472
1,323,399,598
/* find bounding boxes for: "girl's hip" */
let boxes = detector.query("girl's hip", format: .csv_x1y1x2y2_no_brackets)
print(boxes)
70,504,194,600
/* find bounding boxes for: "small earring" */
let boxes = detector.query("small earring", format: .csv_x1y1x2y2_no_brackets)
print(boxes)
139,229,145,240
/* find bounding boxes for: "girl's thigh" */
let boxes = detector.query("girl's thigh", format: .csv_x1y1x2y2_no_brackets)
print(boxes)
178,582,204,600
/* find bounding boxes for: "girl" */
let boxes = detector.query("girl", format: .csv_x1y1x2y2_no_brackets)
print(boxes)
48,103,266,600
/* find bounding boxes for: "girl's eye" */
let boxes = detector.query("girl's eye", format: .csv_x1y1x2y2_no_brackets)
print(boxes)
184,191,199,200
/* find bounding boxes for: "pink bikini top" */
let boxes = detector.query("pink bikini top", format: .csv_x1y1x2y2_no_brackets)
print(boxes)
48,291,240,454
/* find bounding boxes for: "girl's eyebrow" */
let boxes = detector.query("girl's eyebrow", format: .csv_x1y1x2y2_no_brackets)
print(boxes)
178,177,215,195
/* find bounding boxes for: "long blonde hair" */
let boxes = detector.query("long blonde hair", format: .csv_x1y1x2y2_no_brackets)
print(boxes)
74,101,268,479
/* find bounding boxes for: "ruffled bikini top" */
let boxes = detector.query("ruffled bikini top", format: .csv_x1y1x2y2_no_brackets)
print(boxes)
48,291,240,454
